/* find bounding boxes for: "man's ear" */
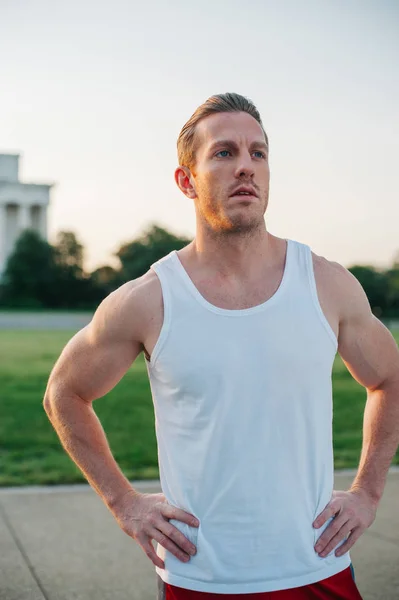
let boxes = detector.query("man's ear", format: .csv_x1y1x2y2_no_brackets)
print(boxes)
175,166,197,199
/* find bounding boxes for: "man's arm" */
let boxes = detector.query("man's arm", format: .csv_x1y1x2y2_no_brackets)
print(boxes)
313,262,399,558
336,265,399,503
43,280,144,509
43,276,199,568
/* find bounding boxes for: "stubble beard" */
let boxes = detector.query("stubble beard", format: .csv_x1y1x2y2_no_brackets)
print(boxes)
197,191,268,240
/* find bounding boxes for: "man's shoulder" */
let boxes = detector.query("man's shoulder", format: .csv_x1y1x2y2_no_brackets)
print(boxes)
310,250,371,325
94,269,162,344
112,268,162,315
311,250,348,282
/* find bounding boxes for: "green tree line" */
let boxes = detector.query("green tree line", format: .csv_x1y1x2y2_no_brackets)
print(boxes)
1,225,398,318
0,225,191,309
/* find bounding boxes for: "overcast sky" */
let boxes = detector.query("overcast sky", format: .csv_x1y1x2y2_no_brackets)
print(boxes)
1,0,398,272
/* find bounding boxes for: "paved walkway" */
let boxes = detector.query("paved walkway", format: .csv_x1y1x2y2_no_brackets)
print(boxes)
1,471,398,600
1,312,398,333
0,311,93,330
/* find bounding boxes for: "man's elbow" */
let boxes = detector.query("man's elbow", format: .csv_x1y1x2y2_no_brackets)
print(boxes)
43,387,56,419
43,383,90,420
43,378,64,418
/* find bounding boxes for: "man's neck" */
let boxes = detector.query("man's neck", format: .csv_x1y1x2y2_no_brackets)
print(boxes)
186,230,283,282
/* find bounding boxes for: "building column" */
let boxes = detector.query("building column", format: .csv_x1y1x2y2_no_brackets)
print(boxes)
0,203,7,277
18,204,32,233
39,206,48,239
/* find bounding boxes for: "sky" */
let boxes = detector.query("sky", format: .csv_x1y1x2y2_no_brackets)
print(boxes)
1,0,398,272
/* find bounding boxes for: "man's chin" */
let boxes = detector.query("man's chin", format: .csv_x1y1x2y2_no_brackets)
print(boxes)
219,216,265,236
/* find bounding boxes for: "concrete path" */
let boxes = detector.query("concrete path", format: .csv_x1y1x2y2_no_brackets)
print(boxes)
1,312,398,334
0,311,93,330
0,471,398,600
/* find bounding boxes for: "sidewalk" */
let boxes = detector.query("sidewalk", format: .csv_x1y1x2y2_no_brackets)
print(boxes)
1,471,398,600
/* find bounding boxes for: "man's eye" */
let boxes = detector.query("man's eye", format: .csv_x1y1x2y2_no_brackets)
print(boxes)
215,150,231,158
215,150,266,159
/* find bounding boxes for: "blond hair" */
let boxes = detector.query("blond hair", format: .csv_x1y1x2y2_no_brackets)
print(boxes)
177,92,268,171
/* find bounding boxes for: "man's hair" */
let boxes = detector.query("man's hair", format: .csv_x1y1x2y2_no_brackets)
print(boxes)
177,92,268,171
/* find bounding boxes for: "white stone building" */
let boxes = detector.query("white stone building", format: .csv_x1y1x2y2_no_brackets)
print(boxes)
0,153,53,279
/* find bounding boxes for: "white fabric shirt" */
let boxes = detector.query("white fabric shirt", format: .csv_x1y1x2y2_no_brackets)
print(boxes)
145,238,351,593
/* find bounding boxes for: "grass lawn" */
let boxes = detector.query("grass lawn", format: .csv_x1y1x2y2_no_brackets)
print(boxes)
1,329,398,486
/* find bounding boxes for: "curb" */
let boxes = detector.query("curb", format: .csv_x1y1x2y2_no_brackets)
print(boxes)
1,468,398,495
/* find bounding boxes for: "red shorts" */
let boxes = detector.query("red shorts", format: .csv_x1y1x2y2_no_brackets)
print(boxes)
159,565,363,599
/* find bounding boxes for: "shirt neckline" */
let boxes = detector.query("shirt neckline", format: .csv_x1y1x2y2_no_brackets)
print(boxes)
170,239,292,316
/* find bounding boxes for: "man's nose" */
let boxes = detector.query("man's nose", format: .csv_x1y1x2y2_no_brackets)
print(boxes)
234,153,255,178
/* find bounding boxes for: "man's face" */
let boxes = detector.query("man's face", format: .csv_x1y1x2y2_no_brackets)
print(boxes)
182,111,270,235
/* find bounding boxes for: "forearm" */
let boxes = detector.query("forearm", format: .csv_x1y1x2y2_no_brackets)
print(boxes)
350,378,399,504
43,391,136,511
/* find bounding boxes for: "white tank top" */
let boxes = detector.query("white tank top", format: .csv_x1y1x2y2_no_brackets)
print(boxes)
145,238,351,594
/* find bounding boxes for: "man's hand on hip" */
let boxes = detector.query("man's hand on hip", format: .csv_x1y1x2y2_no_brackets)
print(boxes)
109,490,199,569
313,488,378,558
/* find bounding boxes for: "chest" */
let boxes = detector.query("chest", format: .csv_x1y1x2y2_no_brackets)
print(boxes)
145,304,337,424
142,255,340,361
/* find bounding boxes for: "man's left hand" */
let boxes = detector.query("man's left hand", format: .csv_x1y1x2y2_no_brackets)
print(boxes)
313,488,378,557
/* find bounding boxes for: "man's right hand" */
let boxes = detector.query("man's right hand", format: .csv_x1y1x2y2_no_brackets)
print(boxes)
109,490,199,569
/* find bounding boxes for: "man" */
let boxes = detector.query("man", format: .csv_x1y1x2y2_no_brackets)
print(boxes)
44,93,399,599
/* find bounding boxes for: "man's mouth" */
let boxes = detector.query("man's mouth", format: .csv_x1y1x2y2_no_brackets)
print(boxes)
229,186,257,198
230,192,257,200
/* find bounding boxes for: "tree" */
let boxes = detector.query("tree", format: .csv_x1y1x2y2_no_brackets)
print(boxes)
91,265,123,297
116,223,192,281
0,229,59,307
385,268,399,317
54,231,84,272
348,265,389,318
51,231,101,308
0,229,101,309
